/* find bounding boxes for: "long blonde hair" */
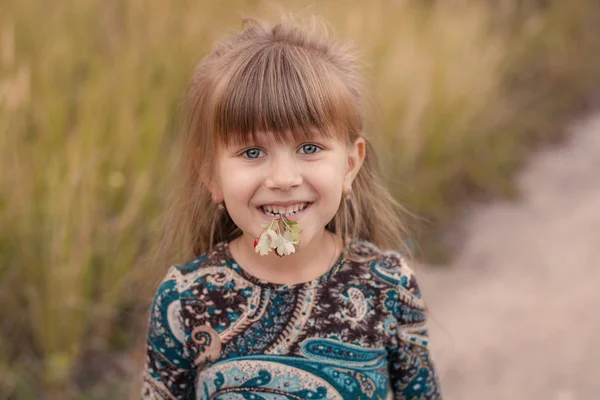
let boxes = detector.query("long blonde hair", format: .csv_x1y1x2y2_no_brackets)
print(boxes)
160,16,411,265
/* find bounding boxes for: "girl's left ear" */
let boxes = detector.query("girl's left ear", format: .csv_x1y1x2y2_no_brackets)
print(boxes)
344,136,366,187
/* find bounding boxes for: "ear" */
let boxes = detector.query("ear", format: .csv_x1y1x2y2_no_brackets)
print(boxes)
196,147,223,202
205,176,224,204
344,136,366,188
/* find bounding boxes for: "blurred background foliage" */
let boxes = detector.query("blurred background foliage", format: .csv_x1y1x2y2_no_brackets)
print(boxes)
1,0,599,398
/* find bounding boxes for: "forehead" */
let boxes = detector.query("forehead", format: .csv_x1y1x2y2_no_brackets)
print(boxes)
220,127,344,148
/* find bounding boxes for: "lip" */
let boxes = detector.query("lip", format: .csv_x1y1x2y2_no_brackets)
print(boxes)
258,201,310,207
257,202,313,221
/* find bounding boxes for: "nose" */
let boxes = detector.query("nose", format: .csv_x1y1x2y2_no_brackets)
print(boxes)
264,154,303,191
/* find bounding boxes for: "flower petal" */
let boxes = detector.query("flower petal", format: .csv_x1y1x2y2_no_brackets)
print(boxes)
283,230,294,242
275,236,295,256
255,232,271,256
284,239,296,254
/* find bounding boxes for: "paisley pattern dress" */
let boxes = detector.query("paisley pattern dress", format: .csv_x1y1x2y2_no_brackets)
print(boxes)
141,239,442,399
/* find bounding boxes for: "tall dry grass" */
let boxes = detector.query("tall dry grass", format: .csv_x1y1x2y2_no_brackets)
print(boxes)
1,0,599,397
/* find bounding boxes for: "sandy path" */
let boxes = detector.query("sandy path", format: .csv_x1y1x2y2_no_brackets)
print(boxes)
417,114,600,399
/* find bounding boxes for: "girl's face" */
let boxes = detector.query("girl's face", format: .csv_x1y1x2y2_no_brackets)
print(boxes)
210,131,365,249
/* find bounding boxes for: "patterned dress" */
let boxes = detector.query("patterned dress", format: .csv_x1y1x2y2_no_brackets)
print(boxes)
141,239,442,399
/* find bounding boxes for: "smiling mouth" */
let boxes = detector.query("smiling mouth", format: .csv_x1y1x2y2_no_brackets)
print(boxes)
258,203,312,217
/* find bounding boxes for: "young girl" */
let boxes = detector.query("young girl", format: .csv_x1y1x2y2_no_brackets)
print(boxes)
142,15,442,400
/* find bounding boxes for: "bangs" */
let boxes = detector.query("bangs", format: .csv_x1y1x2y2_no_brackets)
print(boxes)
212,43,361,147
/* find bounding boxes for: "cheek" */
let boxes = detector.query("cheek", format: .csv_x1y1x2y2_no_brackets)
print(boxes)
307,164,345,192
219,166,257,201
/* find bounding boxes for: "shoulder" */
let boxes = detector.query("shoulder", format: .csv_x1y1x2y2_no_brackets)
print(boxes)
348,241,429,337
155,242,232,297
348,239,420,296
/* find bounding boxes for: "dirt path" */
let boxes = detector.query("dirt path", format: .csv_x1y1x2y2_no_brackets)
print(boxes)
417,114,600,399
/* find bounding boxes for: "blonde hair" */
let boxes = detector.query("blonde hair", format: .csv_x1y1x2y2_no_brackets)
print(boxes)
160,16,411,264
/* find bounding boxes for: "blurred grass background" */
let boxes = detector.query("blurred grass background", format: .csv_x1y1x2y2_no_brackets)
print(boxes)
1,0,599,398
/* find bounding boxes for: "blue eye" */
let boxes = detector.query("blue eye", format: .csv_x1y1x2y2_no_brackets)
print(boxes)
242,148,264,159
299,144,321,155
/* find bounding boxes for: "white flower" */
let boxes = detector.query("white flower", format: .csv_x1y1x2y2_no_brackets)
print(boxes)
283,230,295,243
255,217,302,257
276,235,296,256
266,229,279,249
254,231,272,256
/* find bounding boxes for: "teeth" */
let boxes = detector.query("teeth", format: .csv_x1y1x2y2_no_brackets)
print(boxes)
262,202,308,216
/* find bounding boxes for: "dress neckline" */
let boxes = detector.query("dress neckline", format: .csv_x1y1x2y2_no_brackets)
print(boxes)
220,240,347,291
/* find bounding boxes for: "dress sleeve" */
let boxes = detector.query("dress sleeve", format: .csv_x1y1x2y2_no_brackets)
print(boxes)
388,257,442,399
141,267,196,399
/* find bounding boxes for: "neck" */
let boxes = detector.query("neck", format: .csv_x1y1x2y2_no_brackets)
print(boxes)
230,229,342,285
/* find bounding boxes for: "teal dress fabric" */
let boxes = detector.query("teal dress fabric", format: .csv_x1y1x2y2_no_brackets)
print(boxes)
141,239,442,399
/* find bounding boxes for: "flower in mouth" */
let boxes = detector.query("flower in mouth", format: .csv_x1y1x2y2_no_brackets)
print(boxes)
253,216,302,257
